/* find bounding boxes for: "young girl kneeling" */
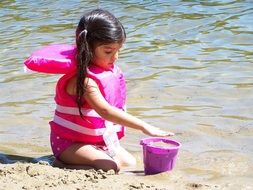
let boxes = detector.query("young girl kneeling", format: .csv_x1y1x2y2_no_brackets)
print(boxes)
50,9,174,172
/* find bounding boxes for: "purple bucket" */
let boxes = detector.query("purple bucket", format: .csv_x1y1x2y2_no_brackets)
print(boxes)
140,137,181,175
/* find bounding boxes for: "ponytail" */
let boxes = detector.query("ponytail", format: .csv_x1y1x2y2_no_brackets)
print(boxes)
76,29,92,118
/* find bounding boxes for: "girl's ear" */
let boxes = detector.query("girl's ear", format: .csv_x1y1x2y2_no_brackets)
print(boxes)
90,43,99,58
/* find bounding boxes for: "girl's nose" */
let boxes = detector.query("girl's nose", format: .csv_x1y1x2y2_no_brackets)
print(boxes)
111,51,118,62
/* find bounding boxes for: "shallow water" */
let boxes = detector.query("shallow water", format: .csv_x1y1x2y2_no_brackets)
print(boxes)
0,0,253,188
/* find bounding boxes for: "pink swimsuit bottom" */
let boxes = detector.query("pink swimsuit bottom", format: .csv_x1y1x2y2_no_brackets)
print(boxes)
50,130,109,159
50,131,74,159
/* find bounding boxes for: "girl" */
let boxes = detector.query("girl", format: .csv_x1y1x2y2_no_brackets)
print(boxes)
50,9,174,172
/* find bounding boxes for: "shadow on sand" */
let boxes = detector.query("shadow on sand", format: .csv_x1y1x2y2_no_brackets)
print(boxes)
0,153,54,165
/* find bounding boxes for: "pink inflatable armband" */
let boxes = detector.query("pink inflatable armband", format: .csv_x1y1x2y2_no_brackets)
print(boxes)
24,44,77,74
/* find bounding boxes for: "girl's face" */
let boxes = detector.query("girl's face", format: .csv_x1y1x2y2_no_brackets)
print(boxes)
92,42,122,70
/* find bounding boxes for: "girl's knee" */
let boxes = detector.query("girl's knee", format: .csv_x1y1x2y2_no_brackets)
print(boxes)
120,151,136,167
115,154,136,169
124,155,136,167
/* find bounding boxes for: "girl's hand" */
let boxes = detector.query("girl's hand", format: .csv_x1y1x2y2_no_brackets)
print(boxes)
142,124,174,137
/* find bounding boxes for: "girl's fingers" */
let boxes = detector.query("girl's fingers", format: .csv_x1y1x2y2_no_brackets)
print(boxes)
167,132,175,136
143,125,175,137
158,130,174,137
152,129,174,137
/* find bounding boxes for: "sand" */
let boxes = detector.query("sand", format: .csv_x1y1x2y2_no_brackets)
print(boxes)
0,161,232,190
0,161,174,190
150,141,178,148
0,150,252,190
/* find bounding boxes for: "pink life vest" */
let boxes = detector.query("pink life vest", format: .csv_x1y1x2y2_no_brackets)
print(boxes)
50,64,126,145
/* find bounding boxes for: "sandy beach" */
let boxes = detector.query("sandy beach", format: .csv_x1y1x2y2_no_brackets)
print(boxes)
0,161,212,190
1,149,252,190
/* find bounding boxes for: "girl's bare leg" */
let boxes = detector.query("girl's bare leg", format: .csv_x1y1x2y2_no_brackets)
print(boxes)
57,143,119,172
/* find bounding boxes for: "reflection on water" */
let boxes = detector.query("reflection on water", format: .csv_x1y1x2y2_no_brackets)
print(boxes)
0,0,252,188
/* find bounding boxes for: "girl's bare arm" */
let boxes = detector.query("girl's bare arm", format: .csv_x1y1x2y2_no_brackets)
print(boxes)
84,78,174,137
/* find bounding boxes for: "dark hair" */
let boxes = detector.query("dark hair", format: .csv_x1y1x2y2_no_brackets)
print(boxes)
75,9,126,117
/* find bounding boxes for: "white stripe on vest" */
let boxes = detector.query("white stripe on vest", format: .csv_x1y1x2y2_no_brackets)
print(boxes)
53,115,123,136
56,104,127,116
56,104,101,117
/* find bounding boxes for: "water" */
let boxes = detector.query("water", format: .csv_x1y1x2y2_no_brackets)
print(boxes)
0,0,253,188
